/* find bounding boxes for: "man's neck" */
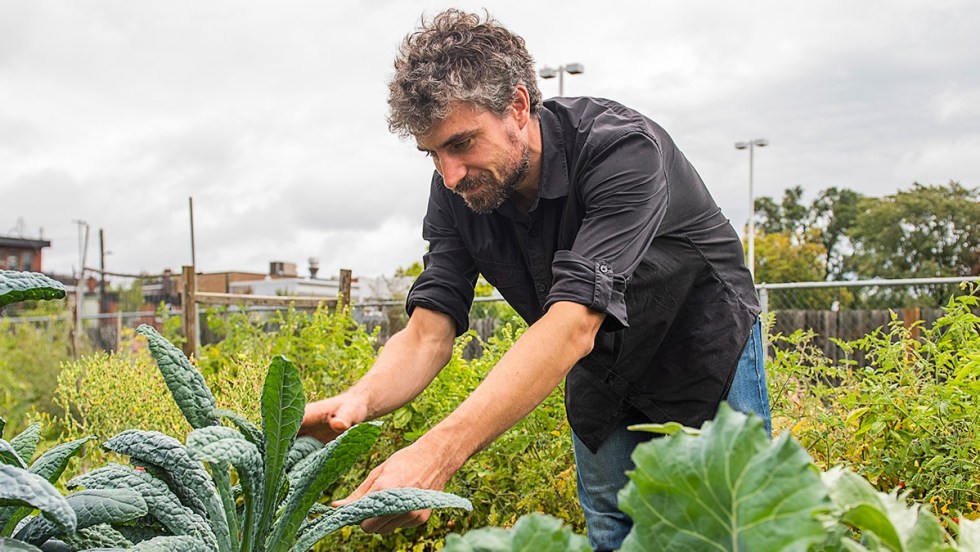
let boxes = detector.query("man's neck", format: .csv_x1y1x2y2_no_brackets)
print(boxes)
511,115,543,214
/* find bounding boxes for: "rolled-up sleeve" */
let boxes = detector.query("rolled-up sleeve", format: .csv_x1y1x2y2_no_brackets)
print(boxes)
406,178,478,337
544,130,669,331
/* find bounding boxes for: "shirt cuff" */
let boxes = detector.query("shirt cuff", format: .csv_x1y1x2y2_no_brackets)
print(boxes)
545,250,629,330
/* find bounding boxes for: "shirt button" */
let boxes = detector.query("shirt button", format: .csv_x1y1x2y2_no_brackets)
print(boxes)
599,265,609,274
536,283,547,293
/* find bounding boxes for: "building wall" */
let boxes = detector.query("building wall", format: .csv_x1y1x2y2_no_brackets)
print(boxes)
0,246,44,271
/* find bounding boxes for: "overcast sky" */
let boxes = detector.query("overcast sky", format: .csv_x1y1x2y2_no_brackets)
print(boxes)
2,0,978,282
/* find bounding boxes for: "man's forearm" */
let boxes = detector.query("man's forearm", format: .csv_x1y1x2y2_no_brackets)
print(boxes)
349,307,456,419
416,302,603,476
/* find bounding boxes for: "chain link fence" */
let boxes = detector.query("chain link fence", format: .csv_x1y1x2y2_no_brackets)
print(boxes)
759,277,977,363
4,277,976,362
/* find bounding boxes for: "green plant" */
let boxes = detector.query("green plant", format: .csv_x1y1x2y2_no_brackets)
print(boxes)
63,325,471,552
445,404,980,551
0,271,66,308
769,284,980,520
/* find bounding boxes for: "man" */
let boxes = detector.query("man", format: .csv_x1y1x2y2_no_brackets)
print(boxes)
300,9,771,551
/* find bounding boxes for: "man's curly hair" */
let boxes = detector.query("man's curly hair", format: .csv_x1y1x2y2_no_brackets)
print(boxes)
387,9,543,139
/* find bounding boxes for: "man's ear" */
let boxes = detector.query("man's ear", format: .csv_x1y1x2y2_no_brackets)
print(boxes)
512,84,531,129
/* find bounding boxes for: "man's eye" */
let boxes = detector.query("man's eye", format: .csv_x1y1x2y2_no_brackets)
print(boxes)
453,138,472,151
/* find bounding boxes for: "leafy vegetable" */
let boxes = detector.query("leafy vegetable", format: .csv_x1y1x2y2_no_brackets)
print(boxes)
0,270,66,308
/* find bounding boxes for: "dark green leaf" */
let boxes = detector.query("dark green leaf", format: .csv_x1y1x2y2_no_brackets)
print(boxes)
9,424,41,464
258,355,305,549
618,403,830,552
216,408,264,456
0,465,75,535
0,271,66,308
284,437,322,474
103,430,230,552
61,524,133,550
0,441,26,469
136,325,218,429
67,464,215,550
289,488,472,552
0,537,43,551
269,423,381,552
15,489,147,546
186,426,262,551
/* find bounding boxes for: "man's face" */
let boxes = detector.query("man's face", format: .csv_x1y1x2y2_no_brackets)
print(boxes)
416,103,530,214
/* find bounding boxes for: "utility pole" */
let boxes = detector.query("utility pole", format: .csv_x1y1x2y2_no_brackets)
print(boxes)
99,229,108,315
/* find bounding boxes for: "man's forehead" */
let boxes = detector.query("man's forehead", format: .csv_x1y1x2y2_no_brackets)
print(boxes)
416,103,490,150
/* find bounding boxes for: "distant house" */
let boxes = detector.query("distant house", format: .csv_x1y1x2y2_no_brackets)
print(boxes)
0,236,51,272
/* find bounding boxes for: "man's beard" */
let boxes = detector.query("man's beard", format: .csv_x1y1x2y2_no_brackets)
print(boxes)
455,140,531,214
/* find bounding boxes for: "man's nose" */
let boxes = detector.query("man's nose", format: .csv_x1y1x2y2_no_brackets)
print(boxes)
437,156,466,190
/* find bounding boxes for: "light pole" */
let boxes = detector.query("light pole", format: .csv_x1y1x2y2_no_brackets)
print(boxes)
734,138,769,280
539,63,584,96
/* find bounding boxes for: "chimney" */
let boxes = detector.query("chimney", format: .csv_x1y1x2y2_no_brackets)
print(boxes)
308,257,320,280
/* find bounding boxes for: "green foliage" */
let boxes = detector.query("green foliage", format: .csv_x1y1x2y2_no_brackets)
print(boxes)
768,283,980,522
66,325,471,552
847,182,980,281
620,403,831,551
0,271,71,435
0,414,151,551
443,512,590,552
452,405,978,551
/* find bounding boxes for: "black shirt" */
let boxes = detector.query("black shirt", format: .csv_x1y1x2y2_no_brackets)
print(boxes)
406,97,760,452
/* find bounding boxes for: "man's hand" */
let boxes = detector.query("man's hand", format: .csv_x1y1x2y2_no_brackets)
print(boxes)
298,393,370,444
332,436,459,534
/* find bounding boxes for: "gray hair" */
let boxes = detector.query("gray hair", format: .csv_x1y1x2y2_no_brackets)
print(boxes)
387,9,543,139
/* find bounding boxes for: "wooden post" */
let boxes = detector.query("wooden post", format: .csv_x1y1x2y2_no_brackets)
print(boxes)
182,265,197,357
338,268,352,310
115,310,123,352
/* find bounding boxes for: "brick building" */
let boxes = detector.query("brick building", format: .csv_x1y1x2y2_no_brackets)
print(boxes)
0,236,51,271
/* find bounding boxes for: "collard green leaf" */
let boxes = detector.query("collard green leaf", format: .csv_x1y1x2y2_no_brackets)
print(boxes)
0,465,75,535
186,426,262,551
289,488,472,552
0,271,67,308
15,489,147,546
103,430,230,552
0,440,27,469
959,518,980,550
442,512,590,552
823,467,949,551
67,464,216,551
258,355,305,549
618,403,830,552
135,325,218,429
0,537,43,551
216,408,264,456
9,424,41,464
627,421,702,437
269,422,381,552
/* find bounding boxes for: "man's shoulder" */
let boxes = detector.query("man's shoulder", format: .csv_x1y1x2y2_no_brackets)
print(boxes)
542,96,668,147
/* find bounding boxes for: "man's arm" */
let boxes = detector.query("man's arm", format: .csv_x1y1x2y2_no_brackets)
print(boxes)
299,306,456,443
335,301,604,534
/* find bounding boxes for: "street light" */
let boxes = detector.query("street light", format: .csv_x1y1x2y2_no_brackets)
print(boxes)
539,63,584,96
734,138,769,280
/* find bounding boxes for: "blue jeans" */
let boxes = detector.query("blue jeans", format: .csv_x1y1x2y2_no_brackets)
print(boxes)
571,318,771,552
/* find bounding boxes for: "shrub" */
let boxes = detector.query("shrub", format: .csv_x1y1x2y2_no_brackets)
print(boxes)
769,283,980,522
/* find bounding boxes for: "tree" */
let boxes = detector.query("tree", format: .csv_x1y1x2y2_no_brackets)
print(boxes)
754,186,862,280
846,182,980,279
